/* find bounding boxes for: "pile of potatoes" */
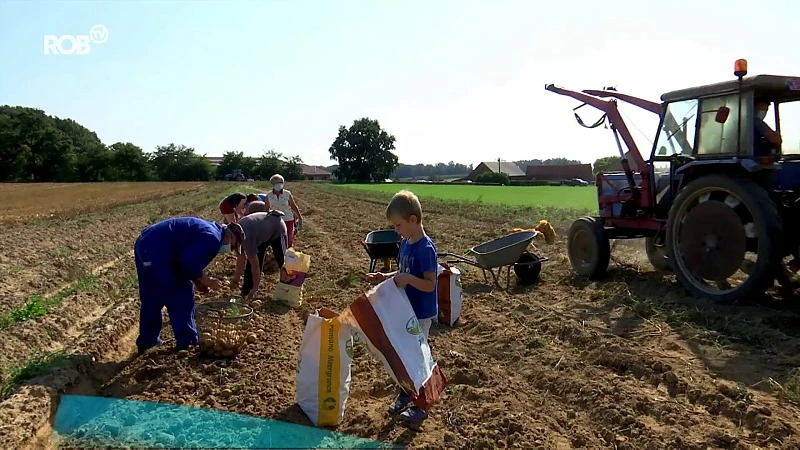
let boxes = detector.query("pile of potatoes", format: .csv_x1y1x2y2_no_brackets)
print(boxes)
197,305,258,358
200,330,240,358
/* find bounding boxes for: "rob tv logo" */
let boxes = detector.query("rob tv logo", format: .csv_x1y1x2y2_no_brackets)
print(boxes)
44,25,108,55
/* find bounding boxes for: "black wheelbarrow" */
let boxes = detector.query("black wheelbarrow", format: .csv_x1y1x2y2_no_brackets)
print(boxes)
439,230,549,290
361,229,401,273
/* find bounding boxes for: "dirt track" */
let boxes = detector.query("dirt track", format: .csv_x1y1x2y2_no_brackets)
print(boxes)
2,182,800,449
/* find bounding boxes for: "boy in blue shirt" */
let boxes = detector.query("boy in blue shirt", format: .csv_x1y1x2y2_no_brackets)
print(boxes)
367,190,438,426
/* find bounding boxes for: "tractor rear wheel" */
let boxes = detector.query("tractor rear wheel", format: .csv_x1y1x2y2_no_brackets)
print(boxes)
666,175,782,303
645,236,672,271
567,217,610,279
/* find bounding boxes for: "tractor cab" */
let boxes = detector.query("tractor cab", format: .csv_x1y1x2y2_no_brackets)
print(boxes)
547,60,800,304
651,63,800,204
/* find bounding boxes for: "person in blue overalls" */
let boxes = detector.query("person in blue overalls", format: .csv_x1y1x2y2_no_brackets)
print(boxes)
133,217,245,355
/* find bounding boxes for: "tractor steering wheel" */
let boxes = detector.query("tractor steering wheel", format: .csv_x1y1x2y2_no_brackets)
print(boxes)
670,153,695,165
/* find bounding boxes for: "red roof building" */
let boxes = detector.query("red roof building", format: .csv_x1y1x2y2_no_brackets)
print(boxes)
301,164,332,181
525,164,593,181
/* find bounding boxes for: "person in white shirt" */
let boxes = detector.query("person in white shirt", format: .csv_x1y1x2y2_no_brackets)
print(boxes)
266,174,303,248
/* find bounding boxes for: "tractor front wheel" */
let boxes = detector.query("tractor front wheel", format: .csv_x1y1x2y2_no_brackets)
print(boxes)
666,175,782,303
567,217,611,279
645,236,672,271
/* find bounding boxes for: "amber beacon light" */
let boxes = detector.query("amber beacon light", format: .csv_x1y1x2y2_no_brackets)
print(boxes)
734,59,748,79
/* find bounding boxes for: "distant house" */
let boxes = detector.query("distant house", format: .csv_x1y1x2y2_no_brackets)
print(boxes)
301,164,332,181
525,164,593,181
206,156,224,167
466,161,526,181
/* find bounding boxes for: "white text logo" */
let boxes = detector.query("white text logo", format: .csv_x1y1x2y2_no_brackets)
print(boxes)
44,25,108,55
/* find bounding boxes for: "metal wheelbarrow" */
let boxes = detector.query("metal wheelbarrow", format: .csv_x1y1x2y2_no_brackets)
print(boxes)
439,230,549,290
361,229,402,273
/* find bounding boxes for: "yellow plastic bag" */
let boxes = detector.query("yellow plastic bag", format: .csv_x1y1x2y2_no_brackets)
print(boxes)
285,248,311,273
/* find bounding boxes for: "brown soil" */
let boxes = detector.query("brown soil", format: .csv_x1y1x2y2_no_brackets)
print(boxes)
0,185,217,315
0,182,206,224
0,184,236,386
1,182,800,449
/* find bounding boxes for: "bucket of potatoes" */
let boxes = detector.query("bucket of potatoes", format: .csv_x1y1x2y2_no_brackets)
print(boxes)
196,300,256,358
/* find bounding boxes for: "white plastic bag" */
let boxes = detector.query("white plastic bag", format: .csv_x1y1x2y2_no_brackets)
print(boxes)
436,263,462,327
296,308,354,426
341,279,447,411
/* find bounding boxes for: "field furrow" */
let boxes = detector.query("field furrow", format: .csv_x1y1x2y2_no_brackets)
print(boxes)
0,184,234,390
1,182,799,450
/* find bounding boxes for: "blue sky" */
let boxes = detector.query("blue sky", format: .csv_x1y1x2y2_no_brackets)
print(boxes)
1,0,798,167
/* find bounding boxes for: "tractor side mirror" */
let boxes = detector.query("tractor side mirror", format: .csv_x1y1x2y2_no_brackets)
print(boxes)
715,106,730,124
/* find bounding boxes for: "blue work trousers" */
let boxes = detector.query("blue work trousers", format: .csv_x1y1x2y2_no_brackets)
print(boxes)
134,238,199,353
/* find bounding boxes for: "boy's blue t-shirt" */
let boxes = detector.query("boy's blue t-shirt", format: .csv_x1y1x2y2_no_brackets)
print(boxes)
397,235,438,320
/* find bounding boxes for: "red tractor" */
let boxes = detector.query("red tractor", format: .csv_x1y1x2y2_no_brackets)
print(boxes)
547,59,800,303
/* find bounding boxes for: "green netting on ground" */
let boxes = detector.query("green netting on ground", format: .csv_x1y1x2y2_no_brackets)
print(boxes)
53,395,397,449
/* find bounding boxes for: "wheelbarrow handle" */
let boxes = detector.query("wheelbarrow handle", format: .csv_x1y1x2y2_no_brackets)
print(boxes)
438,252,470,262
438,252,481,268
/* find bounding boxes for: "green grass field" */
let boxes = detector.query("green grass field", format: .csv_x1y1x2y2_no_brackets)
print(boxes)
339,183,597,211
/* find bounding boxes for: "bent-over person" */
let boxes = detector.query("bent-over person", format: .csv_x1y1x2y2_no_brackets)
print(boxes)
243,200,268,216
231,211,288,299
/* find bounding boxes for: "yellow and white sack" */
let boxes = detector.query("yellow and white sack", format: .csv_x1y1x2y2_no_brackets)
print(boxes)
436,263,462,327
295,308,354,427
341,279,447,411
275,248,311,308
274,283,303,308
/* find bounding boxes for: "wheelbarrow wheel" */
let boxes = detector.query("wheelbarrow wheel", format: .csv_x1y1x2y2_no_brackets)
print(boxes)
514,251,542,284
567,217,610,279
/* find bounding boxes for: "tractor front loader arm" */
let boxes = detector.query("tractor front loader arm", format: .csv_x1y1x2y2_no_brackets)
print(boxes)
581,89,661,115
544,84,656,211
544,84,647,175
582,88,693,153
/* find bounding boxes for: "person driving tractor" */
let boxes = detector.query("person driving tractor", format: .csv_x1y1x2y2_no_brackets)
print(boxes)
755,100,783,156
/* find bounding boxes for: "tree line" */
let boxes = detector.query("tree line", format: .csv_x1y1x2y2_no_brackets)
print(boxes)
0,105,623,183
592,155,623,174
0,106,305,182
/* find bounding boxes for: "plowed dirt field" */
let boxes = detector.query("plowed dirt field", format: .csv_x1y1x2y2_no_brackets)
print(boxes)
1,182,799,449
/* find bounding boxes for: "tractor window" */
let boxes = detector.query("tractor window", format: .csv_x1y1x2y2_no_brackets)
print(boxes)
778,100,800,155
696,94,744,155
654,99,698,159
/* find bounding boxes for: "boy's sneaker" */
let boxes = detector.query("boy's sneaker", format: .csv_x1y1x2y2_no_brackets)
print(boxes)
388,392,411,414
400,406,428,428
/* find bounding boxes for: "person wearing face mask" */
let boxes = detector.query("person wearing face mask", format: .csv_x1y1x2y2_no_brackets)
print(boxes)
133,217,245,355
754,100,782,157
266,174,303,248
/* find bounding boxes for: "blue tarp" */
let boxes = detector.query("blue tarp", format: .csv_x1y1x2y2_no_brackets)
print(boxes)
53,395,398,449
